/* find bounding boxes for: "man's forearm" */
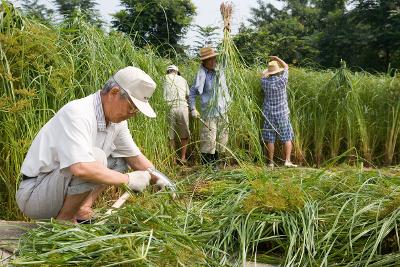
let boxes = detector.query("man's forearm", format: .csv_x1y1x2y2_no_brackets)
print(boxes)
276,57,288,69
270,56,288,69
188,90,197,110
126,154,162,184
126,154,153,171
69,161,128,185
189,77,202,111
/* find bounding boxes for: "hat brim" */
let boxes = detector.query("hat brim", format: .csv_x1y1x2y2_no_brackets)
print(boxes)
200,53,218,61
130,96,156,118
264,68,284,76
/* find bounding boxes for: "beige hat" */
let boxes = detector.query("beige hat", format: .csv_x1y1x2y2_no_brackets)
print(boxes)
200,47,218,61
264,61,284,76
113,66,157,118
167,65,179,72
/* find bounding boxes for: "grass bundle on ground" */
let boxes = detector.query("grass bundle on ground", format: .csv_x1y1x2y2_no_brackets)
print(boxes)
13,167,400,266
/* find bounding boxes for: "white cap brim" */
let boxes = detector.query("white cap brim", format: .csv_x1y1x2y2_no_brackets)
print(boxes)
130,96,156,118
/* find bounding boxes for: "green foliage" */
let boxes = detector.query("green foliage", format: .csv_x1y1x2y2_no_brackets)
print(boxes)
53,0,102,26
0,6,399,264
349,0,400,71
232,25,271,66
244,178,305,212
111,0,196,57
236,0,400,71
235,1,318,66
20,0,54,23
0,1,25,33
192,24,220,53
248,0,282,27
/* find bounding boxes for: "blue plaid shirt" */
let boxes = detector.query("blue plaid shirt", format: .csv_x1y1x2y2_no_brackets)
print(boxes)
261,68,289,117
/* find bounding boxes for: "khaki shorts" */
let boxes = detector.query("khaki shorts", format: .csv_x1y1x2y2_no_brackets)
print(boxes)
16,147,128,219
200,116,229,154
168,106,190,140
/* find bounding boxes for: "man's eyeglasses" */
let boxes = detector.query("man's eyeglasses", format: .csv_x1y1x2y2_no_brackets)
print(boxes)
126,97,139,114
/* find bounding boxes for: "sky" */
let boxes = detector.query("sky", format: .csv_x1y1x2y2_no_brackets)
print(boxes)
11,0,281,47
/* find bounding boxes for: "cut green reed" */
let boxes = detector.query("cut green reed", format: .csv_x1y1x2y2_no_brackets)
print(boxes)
1,2,399,266
0,1,399,213
13,167,400,266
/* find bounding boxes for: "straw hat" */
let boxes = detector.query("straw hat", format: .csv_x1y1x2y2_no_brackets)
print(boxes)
199,47,218,61
264,61,284,76
113,66,157,118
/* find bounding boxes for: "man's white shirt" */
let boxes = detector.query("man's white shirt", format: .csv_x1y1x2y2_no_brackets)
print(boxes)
163,74,189,108
21,92,141,177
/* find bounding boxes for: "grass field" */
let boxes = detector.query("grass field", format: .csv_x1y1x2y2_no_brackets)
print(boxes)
1,3,400,265
10,166,400,266
1,3,399,218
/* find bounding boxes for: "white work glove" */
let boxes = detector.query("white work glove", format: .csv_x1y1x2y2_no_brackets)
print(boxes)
126,171,151,192
147,167,176,192
155,175,173,190
191,109,200,118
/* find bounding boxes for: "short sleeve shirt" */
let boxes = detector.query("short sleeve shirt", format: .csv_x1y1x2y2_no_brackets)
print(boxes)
261,69,289,117
163,74,189,108
21,92,141,177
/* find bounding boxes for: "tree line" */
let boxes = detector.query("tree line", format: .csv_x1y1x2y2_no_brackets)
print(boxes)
234,0,400,73
15,0,400,72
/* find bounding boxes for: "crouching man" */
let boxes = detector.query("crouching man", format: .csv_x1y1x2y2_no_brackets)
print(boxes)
16,66,170,223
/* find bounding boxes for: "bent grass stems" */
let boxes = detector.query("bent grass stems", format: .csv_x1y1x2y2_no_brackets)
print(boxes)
7,167,400,265
1,2,400,265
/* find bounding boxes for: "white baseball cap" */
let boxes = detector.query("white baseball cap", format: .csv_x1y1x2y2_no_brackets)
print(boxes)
113,66,157,118
167,65,179,72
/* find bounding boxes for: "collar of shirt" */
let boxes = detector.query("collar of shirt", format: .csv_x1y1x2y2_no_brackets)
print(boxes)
93,91,107,132
201,65,215,75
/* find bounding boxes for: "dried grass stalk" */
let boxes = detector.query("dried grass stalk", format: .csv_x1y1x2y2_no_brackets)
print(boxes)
220,1,233,32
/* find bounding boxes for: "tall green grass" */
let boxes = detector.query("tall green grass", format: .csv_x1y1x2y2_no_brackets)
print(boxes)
0,2,399,221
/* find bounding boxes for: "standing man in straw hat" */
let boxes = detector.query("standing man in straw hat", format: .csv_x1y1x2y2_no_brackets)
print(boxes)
189,47,231,169
261,56,297,168
16,66,173,223
163,64,190,164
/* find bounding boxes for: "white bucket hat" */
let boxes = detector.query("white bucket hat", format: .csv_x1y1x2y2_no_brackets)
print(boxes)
113,66,157,118
167,65,179,72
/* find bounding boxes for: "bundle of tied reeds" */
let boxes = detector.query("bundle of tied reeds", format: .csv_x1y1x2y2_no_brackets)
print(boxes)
220,1,233,32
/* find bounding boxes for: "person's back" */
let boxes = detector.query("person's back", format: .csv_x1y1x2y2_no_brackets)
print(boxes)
21,94,135,178
163,73,189,108
21,95,95,177
163,65,190,164
261,56,297,168
262,68,289,118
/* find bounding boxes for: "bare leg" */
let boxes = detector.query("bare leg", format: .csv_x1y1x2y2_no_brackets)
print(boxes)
56,191,90,222
180,138,189,161
75,185,107,220
283,141,292,162
283,141,297,167
264,142,275,164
